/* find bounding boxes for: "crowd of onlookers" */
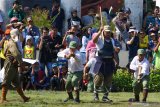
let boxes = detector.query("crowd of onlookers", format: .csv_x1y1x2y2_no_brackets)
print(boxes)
0,0,160,91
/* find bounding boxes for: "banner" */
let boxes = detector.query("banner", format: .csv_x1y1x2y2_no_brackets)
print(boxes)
0,67,4,83
22,58,38,64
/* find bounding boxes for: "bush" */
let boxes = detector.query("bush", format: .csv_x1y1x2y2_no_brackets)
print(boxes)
112,69,132,92
27,9,51,29
149,69,160,92
112,69,160,92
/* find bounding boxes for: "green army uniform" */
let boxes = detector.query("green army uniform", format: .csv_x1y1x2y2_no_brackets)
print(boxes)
132,75,149,101
2,39,22,88
1,39,29,103
65,71,83,91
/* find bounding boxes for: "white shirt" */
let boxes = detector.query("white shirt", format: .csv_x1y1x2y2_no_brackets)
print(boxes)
130,56,150,78
57,48,84,72
86,58,96,76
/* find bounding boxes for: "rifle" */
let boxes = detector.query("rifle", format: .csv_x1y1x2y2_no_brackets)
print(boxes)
137,66,145,83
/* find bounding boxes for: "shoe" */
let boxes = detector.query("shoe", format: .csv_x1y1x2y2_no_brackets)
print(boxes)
16,88,30,102
63,97,74,102
74,98,80,103
142,89,148,103
128,98,140,102
64,92,74,102
23,97,30,102
128,95,140,102
94,93,99,101
74,90,80,103
102,96,112,102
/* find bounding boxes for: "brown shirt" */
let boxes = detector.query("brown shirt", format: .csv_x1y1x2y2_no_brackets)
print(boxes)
4,39,22,64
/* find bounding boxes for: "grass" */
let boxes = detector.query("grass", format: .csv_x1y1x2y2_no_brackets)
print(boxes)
0,91,160,107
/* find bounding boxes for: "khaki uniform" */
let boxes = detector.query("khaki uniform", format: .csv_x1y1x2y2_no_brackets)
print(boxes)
2,39,22,88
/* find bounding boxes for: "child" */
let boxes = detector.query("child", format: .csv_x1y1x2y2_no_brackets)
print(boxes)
23,36,37,76
22,36,36,89
24,36,35,59
31,62,50,90
50,63,60,91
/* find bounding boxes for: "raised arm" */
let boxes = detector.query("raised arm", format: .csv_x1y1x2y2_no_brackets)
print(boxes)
93,27,103,43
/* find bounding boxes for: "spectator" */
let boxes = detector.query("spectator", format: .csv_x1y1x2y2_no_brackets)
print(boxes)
111,32,122,66
23,7,31,18
23,36,35,59
20,36,35,91
57,41,84,103
49,26,63,62
126,28,139,63
112,12,130,41
31,62,49,90
153,37,160,70
8,1,25,22
6,17,24,55
153,6,159,17
0,29,10,68
50,63,60,91
122,7,132,31
138,29,149,50
26,17,40,48
102,8,111,25
38,27,52,77
149,32,157,50
143,7,159,30
155,12,160,26
67,9,83,30
49,2,65,34
56,57,68,90
81,8,95,27
62,26,81,48
80,27,92,64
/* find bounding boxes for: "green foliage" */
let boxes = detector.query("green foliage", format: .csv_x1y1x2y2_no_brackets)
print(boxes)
112,69,160,92
149,69,160,92
28,9,51,29
112,69,132,92
91,16,107,29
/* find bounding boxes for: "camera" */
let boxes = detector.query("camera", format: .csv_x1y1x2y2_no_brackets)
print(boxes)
29,28,36,36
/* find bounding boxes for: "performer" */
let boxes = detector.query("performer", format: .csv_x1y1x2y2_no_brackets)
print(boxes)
57,41,84,103
129,49,150,102
92,25,116,102
1,29,30,103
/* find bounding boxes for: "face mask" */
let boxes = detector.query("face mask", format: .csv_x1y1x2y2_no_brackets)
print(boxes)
34,66,40,72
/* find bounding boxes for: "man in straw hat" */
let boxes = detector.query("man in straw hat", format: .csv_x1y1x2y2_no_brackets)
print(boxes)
0,29,30,103
92,25,116,102
129,49,150,102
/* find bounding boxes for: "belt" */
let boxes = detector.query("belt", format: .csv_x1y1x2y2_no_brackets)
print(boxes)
7,56,18,64
101,56,113,58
